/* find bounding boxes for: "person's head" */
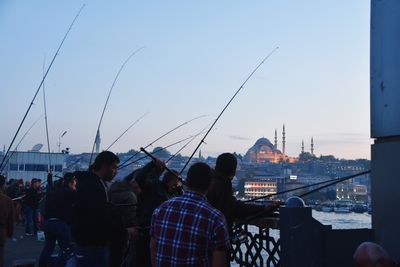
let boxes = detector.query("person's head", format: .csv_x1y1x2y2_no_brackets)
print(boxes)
162,170,179,193
353,242,393,267
63,172,77,191
91,151,120,182
31,178,40,190
185,162,212,195
0,175,6,190
123,170,143,195
215,153,237,179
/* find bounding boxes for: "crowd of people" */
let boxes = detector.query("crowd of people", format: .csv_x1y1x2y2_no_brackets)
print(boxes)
0,151,280,267
1,151,395,267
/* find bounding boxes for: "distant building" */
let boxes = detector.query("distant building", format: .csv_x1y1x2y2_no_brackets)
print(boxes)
5,151,65,181
336,182,368,203
244,177,277,198
244,137,287,164
243,124,299,164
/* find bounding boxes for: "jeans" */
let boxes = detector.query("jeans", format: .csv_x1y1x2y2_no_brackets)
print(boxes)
75,246,109,267
24,206,38,234
39,219,72,265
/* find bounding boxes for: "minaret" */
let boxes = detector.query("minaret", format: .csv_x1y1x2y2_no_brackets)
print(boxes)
301,140,304,154
282,124,286,157
311,137,314,156
95,130,101,153
274,129,278,150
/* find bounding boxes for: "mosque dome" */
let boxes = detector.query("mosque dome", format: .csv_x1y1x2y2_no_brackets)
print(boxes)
253,137,275,153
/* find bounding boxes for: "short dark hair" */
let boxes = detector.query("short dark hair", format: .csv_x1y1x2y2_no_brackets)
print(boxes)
0,175,6,188
186,162,212,192
63,172,76,186
91,151,120,171
162,170,179,185
215,153,237,176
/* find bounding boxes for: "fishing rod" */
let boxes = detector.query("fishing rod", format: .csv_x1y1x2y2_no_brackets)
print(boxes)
243,170,371,203
165,123,211,163
119,130,207,170
56,115,207,175
42,56,52,172
55,120,201,176
0,115,44,174
106,111,149,151
88,46,145,166
233,170,371,230
298,170,371,198
140,147,183,183
180,47,279,175
118,114,208,170
0,4,85,171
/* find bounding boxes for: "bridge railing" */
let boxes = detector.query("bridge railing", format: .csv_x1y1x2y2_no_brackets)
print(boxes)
231,216,281,267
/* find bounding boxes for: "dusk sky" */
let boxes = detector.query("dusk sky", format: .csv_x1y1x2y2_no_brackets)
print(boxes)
0,1,371,159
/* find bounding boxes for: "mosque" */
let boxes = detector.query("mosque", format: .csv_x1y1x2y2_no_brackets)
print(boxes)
243,124,314,164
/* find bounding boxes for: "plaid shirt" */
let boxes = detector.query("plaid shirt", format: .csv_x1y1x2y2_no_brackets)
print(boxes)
150,191,230,267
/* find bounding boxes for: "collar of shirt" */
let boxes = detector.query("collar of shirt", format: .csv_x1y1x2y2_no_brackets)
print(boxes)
184,190,207,202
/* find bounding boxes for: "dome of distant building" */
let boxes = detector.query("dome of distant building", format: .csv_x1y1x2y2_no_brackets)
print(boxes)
253,137,276,153
244,137,285,164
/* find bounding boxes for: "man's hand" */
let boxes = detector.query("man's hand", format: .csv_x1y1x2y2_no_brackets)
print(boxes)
153,158,166,171
126,227,140,240
264,200,283,212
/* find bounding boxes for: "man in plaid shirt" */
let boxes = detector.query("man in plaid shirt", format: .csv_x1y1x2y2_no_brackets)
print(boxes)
150,162,230,267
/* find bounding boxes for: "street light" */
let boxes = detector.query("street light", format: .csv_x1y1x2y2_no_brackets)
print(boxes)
57,131,67,153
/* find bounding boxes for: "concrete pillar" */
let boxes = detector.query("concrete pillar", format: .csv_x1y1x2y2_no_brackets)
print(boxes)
371,0,400,260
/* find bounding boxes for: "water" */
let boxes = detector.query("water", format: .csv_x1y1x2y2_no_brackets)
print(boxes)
312,210,371,229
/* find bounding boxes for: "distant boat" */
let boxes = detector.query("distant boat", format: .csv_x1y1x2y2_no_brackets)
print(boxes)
321,206,334,212
353,204,368,213
334,206,351,213
334,200,352,213
319,202,334,212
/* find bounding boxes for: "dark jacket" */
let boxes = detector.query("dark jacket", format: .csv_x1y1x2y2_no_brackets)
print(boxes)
133,161,166,227
206,172,264,232
0,192,14,246
74,171,126,246
44,186,76,224
109,180,138,228
23,187,42,209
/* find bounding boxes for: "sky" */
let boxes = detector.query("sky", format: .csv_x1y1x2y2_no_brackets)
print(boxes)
0,1,371,159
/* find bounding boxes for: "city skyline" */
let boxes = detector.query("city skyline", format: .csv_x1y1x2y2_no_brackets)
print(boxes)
0,1,371,160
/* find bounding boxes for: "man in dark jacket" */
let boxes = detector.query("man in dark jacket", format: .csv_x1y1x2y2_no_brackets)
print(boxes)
74,151,137,267
108,173,140,267
0,175,14,267
133,159,182,267
39,172,77,267
206,153,280,266
23,178,42,235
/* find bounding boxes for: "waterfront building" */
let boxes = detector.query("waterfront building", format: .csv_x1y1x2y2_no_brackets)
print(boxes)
244,177,277,198
4,149,65,181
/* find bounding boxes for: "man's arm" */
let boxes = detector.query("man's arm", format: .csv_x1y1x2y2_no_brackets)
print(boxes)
232,196,264,218
133,160,163,190
150,237,157,267
6,198,14,238
233,198,281,220
212,250,227,267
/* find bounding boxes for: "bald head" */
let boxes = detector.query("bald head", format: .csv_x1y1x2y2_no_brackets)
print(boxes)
353,242,393,267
